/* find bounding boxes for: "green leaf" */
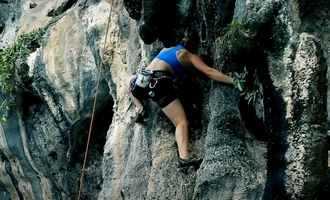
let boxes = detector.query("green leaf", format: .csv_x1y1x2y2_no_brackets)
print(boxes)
0,27,46,121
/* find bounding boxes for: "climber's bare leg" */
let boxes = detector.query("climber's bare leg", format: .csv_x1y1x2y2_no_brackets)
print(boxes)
162,99,189,159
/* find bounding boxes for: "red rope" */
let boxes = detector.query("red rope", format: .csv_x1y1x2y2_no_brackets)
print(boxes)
77,73,101,200
76,3,113,199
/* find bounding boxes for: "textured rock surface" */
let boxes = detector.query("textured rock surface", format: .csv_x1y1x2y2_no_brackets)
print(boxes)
1,0,113,199
0,0,21,48
0,0,329,199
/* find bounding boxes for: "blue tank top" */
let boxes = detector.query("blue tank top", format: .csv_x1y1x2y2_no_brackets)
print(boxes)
156,44,185,78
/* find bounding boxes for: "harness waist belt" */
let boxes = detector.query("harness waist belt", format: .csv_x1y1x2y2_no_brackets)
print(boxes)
151,70,173,78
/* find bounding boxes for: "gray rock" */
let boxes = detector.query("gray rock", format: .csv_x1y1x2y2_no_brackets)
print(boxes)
0,0,329,199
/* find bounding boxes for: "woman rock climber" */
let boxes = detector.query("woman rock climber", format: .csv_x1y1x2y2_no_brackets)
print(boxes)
129,41,242,168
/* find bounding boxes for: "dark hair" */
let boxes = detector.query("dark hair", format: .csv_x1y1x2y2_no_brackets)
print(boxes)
160,30,177,48
181,31,199,53
162,39,176,48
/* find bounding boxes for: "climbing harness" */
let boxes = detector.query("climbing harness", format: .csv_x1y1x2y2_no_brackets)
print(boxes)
76,2,113,200
131,69,174,98
130,69,177,109
135,68,153,88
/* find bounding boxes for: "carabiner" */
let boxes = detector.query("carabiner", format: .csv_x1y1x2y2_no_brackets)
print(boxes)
149,79,158,88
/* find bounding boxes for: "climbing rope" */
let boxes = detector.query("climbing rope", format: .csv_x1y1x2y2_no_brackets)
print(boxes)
77,2,113,200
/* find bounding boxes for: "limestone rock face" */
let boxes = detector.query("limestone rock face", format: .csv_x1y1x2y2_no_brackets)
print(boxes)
0,0,329,200
1,1,113,199
0,0,21,48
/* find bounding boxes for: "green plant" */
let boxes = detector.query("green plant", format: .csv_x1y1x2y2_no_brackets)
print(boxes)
0,28,46,122
241,70,263,107
225,20,244,36
219,20,251,60
244,83,262,106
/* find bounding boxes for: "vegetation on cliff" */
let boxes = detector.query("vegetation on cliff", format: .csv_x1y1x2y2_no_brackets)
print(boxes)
0,28,45,121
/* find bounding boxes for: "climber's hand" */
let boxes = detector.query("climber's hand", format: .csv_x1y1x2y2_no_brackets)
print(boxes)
233,77,245,92
232,72,246,92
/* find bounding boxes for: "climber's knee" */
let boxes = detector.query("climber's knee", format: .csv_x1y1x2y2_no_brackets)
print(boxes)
176,119,189,131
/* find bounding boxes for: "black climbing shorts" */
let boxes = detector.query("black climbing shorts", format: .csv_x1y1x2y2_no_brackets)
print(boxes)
130,71,177,108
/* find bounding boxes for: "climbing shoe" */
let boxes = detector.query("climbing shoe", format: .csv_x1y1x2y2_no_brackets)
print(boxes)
178,156,203,169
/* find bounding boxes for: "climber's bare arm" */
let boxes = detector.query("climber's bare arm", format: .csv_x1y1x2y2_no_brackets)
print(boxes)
184,51,234,84
129,75,144,113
